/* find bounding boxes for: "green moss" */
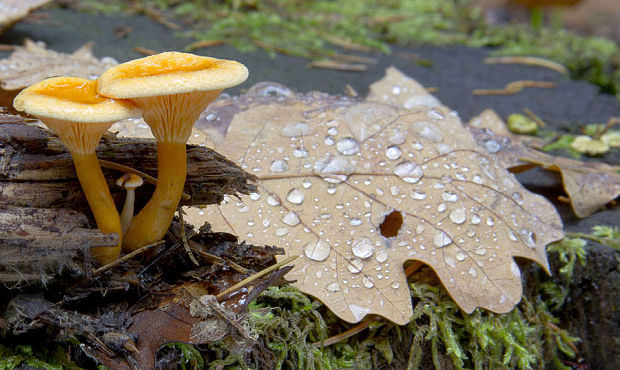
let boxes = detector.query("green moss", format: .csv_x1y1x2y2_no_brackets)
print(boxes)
248,286,356,369
226,236,583,369
0,344,81,370
74,0,620,97
161,342,205,369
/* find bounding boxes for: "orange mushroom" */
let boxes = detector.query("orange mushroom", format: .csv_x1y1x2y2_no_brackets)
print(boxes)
97,52,248,251
13,77,141,264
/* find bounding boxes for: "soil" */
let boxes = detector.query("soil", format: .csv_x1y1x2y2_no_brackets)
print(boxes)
0,5,618,369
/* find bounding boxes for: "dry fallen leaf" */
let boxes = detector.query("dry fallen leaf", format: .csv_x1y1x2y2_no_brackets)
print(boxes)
193,87,563,325
0,39,117,91
0,0,51,34
366,66,445,110
468,110,620,218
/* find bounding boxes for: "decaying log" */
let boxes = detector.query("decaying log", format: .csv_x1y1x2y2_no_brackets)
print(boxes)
0,206,118,284
0,119,257,210
0,115,257,285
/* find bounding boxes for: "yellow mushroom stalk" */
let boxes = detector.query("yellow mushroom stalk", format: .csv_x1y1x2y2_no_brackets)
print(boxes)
97,52,248,251
13,77,141,264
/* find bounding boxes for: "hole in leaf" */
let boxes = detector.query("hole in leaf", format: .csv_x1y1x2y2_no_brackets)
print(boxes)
379,210,403,237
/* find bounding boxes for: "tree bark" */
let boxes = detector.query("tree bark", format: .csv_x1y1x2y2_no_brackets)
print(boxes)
0,119,256,210
0,115,256,284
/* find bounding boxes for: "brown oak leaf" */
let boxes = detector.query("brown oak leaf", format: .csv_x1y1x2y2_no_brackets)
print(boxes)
468,109,620,217
191,89,563,325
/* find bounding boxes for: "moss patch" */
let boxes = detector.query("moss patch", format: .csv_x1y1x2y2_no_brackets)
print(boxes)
76,0,620,98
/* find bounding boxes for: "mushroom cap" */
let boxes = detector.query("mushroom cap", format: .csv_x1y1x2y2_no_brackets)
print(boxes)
97,52,249,99
117,173,144,189
14,76,140,123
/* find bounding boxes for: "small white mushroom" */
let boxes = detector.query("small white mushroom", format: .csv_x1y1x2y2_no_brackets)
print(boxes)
117,173,144,235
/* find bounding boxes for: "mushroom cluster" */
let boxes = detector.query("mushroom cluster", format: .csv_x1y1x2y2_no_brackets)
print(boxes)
13,52,248,264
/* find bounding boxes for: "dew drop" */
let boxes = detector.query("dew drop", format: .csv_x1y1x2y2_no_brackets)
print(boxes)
326,281,341,292
519,229,537,248
302,179,312,189
391,85,402,95
270,159,289,173
487,217,494,226
352,237,374,259
434,231,453,248
375,249,388,263
442,191,458,202
363,276,375,288
336,137,361,155
347,258,364,273
471,214,481,224
445,256,456,268
472,174,484,184
293,148,309,158
437,203,447,212
349,218,363,226
314,154,355,183
389,130,406,145
385,145,402,160
324,136,336,145
427,109,445,120
411,190,427,200
416,224,425,234
456,252,466,261
275,227,289,237
249,192,261,201
412,121,443,142
449,208,467,224
509,230,518,242
483,139,501,153
286,188,305,204
282,211,300,226
304,239,331,261
390,281,400,289
512,191,524,205
468,267,477,277
281,121,316,137
390,186,400,196
474,247,486,255
327,127,339,136
393,161,424,183
267,194,280,206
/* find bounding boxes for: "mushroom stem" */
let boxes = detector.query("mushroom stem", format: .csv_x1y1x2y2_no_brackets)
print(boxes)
72,152,123,264
120,187,135,235
122,141,186,250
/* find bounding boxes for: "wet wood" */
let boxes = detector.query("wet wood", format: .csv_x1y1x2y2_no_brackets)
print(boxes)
0,206,118,283
0,116,257,284
0,120,257,210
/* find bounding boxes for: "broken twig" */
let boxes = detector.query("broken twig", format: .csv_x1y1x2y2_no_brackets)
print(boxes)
473,80,555,95
484,56,568,74
216,255,298,300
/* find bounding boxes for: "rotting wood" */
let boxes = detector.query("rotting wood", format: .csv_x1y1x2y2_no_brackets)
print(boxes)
0,116,257,285
0,120,257,210
0,206,118,284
